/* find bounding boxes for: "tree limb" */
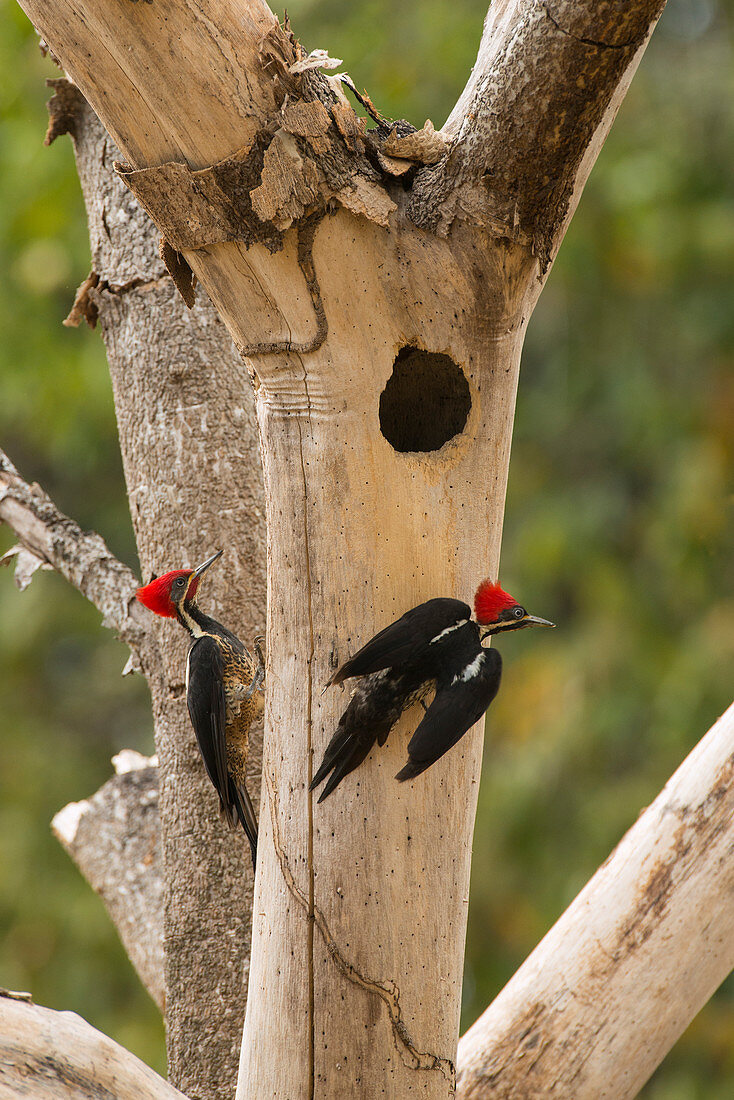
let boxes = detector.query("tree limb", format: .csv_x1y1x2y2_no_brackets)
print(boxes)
0,991,186,1100
409,0,666,264
0,446,166,1006
457,701,734,1098
53,751,164,1013
0,445,149,662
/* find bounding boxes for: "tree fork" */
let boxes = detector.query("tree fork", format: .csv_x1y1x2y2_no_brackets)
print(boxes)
15,1,666,1096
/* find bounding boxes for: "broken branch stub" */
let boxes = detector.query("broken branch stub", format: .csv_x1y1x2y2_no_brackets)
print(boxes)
52,752,164,1013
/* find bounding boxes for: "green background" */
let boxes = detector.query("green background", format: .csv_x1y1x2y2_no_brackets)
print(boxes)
2,0,733,1093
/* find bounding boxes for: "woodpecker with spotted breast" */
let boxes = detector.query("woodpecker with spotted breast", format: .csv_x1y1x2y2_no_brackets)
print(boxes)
136,550,264,869
310,580,554,802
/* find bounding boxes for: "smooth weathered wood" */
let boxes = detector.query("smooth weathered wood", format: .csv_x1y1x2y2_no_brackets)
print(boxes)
457,702,734,1099
237,217,529,1098
14,0,667,1096
0,993,187,1100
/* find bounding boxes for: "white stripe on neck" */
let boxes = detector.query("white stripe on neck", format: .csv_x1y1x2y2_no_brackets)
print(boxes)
179,603,205,637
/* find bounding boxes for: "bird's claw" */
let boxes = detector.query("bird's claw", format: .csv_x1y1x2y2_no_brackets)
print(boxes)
244,635,266,698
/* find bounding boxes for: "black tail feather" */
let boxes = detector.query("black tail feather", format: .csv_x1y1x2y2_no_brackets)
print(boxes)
310,727,353,791
229,779,258,872
310,727,376,802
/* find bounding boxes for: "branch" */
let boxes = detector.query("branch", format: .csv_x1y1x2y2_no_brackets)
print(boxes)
22,0,395,266
410,0,666,263
0,445,149,663
53,751,164,1012
1,446,165,1002
0,990,186,1100
457,702,734,1099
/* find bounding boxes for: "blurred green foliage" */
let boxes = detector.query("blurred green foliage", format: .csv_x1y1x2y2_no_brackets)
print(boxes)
2,0,733,1092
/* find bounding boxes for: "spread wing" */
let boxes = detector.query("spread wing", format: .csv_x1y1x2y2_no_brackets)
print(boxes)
186,635,229,804
329,597,472,685
396,646,502,781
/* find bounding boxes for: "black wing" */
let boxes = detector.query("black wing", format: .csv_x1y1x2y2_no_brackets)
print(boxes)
310,668,423,802
329,597,472,685
396,647,502,781
187,635,258,867
187,636,229,802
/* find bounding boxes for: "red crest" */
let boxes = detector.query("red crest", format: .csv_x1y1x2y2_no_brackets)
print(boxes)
473,579,517,624
136,570,198,618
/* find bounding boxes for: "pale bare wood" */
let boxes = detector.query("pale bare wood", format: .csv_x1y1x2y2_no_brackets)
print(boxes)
53,752,164,1013
235,218,531,1098
0,992,186,1100
32,0,282,169
457,701,734,1099
13,0,668,1097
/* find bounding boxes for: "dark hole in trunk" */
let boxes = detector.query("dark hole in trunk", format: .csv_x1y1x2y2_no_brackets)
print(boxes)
379,346,471,452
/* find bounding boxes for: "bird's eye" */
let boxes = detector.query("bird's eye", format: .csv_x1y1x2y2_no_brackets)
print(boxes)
513,606,525,619
175,577,186,588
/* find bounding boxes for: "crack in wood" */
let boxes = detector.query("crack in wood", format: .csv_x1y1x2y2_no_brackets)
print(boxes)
238,210,328,358
264,769,456,1085
64,269,171,328
541,4,649,51
294,368,317,1100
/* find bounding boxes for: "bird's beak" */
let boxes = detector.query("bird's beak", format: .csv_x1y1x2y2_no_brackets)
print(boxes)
191,549,224,580
522,614,555,629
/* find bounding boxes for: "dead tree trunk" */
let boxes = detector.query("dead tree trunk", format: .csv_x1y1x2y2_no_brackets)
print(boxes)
13,0,667,1097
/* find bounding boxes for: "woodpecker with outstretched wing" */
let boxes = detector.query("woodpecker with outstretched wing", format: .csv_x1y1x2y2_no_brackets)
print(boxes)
310,580,553,802
136,550,264,869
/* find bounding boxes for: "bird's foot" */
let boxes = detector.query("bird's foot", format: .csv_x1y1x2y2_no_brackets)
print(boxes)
245,636,266,698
